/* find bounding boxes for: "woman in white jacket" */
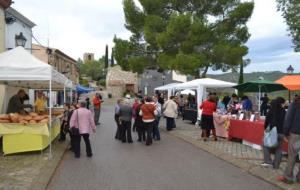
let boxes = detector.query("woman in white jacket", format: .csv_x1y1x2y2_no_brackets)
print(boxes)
163,96,178,131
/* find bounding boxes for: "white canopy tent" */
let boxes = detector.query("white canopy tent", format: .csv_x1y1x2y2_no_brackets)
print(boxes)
174,78,236,119
154,83,181,98
0,47,72,88
180,89,195,95
0,47,73,158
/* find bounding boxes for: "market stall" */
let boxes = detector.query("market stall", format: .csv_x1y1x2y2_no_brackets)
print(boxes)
173,78,236,121
0,47,71,156
228,118,288,152
154,83,181,98
233,79,286,112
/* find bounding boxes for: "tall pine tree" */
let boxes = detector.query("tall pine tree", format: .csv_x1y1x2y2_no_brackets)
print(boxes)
111,48,115,66
114,0,254,77
104,45,109,68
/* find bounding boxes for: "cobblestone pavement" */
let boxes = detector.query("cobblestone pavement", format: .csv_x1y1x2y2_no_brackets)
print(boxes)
0,139,68,190
49,102,277,190
162,118,300,190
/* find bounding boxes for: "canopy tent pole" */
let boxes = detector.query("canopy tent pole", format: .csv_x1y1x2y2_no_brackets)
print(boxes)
49,80,52,159
63,86,66,104
197,86,205,121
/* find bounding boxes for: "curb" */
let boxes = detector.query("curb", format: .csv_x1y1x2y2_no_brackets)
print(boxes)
29,140,69,190
164,129,300,190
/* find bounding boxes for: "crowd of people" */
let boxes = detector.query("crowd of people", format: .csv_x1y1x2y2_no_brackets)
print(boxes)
199,92,300,184
114,94,179,146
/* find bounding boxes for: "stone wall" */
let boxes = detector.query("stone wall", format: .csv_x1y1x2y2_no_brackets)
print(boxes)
106,65,138,98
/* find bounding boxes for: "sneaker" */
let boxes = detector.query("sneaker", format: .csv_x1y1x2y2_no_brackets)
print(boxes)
260,163,272,167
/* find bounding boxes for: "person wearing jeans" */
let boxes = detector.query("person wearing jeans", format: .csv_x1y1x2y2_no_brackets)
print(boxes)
278,97,300,184
70,101,96,158
261,97,286,169
140,97,158,146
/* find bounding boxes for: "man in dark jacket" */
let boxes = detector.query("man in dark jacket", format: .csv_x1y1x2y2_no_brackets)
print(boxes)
6,89,32,114
278,100,300,184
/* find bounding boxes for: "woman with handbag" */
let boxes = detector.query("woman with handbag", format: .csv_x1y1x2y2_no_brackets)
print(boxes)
261,97,286,169
70,101,96,158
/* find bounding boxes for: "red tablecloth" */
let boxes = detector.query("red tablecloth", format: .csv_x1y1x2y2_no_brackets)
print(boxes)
228,119,288,152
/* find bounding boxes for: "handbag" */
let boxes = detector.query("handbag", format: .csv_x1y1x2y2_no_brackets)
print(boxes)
71,110,80,136
263,126,278,148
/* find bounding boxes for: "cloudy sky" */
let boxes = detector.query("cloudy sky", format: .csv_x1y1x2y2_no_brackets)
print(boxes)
12,0,300,73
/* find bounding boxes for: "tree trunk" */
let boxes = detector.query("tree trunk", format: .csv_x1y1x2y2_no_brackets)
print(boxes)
201,66,209,78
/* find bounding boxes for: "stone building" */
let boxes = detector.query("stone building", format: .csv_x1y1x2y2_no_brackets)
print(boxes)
0,0,11,52
32,44,79,85
83,52,94,62
106,65,138,98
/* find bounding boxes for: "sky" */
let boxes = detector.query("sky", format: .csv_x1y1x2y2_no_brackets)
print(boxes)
12,0,300,73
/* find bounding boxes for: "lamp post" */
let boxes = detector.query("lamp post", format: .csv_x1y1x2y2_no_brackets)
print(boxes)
287,65,294,102
15,32,27,47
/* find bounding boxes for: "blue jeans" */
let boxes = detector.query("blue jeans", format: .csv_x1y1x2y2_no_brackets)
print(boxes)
153,117,161,140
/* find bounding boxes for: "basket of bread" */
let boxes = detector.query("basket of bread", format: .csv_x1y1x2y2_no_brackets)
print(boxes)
0,113,50,125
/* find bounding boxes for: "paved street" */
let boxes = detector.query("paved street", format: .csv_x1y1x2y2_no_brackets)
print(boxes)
48,102,278,190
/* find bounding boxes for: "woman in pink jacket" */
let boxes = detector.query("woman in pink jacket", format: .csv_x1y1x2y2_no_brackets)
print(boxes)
70,101,96,158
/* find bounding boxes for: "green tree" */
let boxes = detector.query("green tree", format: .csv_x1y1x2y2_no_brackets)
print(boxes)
114,0,254,77
277,0,300,51
111,48,115,66
79,60,105,82
104,45,109,68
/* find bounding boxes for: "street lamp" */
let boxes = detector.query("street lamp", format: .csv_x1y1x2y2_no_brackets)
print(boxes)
287,65,294,74
15,32,27,47
287,65,294,102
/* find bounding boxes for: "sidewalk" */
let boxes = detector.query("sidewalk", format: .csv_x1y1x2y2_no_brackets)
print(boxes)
160,118,300,190
0,139,68,190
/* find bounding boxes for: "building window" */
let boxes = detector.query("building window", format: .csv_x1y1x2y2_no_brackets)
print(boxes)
88,55,91,61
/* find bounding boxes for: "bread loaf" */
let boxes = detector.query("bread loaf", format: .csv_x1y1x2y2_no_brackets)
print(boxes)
29,120,37,124
29,112,38,117
19,120,28,125
33,115,45,121
39,119,49,124
0,114,9,120
9,113,19,123
0,119,11,123
23,115,32,121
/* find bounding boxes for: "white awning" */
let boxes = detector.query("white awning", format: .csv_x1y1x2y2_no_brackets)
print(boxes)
174,78,236,90
0,47,72,88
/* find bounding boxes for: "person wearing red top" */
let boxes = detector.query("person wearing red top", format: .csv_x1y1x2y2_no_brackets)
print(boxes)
200,93,217,141
93,93,102,125
139,97,158,146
